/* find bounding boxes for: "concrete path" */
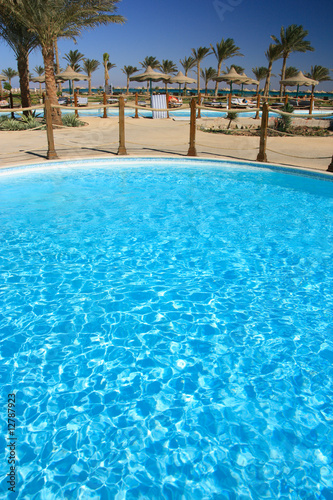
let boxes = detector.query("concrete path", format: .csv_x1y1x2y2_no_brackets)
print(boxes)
0,116,332,172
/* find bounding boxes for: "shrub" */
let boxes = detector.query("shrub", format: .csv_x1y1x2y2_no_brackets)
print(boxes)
276,103,294,132
61,113,85,127
226,111,238,129
0,115,43,130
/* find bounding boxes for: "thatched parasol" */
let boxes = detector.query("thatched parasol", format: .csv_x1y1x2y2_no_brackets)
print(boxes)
56,66,88,94
280,71,319,98
213,67,248,94
130,66,170,95
169,71,196,95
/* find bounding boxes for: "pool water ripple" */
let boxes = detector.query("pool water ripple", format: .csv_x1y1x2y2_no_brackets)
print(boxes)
0,160,333,498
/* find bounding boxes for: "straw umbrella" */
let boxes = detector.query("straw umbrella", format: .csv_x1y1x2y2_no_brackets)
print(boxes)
55,65,88,94
30,75,46,94
212,67,248,96
129,66,170,96
236,73,259,95
169,71,196,96
280,71,318,98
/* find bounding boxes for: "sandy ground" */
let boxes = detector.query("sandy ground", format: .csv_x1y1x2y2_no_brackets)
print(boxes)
0,115,332,172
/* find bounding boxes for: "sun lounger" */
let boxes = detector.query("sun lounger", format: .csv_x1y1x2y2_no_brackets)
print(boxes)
138,101,147,107
203,100,227,108
231,98,255,108
0,100,9,108
58,97,69,106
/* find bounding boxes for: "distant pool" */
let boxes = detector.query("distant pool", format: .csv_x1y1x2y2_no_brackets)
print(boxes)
5,107,333,119
0,158,333,499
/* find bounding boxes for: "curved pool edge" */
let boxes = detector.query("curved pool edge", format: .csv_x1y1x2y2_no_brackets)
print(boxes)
1,155,333,181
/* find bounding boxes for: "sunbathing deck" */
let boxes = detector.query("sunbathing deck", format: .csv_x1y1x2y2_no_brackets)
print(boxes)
0,115,332,172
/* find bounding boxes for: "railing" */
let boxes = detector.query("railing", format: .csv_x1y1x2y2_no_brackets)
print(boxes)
1,94,332,170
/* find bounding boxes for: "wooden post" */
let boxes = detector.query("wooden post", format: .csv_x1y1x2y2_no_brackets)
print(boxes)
255,94,261,119
74,91,78,118
327,156,333,172
284,94,288,106
166,91,169,118
9,92,15,119
309,94,314,117
134,92,139,118
117,96,127,155
44,96,58,160
197,93,201,119
187,98,197,157
228,92,232,110
257,101,269,162
103,92,107,119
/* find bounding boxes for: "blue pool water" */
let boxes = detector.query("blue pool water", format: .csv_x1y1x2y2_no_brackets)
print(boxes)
0,159,333,499
5,107,333,120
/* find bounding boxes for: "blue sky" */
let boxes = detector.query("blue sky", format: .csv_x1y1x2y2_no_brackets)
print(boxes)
1,0,332,91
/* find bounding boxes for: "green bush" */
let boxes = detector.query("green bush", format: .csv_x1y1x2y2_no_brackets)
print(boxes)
276,103,294,132
226,111,238,129
0,115,43,130
61,113,85,127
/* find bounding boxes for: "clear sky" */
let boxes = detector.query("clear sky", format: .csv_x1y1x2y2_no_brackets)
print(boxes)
1,0,332,91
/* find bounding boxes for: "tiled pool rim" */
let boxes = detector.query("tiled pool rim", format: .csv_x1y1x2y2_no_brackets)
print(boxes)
1,157,333,182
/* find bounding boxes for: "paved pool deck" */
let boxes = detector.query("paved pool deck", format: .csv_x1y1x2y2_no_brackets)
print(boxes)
0,116,332,173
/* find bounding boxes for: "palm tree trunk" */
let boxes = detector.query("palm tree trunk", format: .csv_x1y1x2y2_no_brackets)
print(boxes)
42,44,62,126
264,63,273,97
17,49,31,116
215,61,222,96
54,38,62,93
88,75,92,95
197,62,200,95
0,81,3,98
104,63,109,90
127,76,129,94
279,56,287,97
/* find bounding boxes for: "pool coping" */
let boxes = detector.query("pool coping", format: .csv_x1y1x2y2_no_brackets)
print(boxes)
1,155,333,182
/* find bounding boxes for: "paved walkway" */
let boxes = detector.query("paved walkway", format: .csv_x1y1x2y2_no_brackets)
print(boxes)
0,116,332,172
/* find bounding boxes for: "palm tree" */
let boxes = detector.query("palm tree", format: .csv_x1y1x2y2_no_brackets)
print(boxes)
283,66,299,79
2,0,125,125
200,67,217,95
63,49,85,72
33,65,44,94
179,56,195,91
63,49,85,93
139,56,160,92
122,65,138,94
54,38,62,92
305,65,331,96
225,64,245,74
0,9,38,113
263,44,282,96
252,66,268,94
83,59,100,94
2,67,18,86
103,53,116,91
191,47,211,95
159,59,177,92
271,24,314,96
139,56,160,70
211,38,243,96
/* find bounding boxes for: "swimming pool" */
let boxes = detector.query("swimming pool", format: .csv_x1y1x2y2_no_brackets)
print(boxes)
5,107,333,120
0,158,333,498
